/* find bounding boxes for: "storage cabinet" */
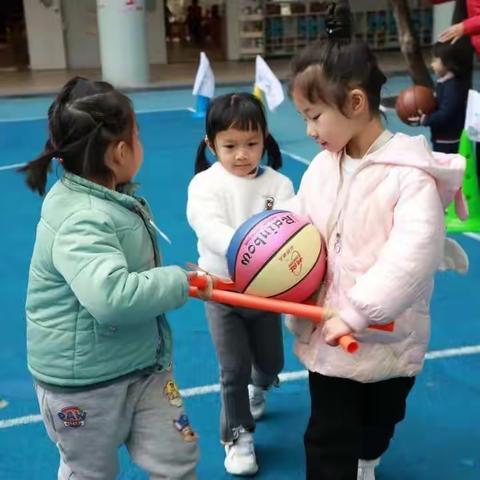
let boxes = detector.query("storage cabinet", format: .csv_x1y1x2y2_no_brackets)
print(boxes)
236,0,433,60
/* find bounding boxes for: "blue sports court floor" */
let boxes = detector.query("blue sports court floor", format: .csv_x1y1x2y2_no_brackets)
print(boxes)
0,76,479,479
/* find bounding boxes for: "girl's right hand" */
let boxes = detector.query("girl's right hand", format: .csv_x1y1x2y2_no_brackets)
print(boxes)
322,316,353,346
186,271,214,301
196,274,214,301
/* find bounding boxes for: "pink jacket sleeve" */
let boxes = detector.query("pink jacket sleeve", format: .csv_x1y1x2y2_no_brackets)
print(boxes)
342,169,445,331
463,15,480,36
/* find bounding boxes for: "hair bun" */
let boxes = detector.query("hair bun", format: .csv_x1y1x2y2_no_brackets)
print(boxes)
325,2,351,44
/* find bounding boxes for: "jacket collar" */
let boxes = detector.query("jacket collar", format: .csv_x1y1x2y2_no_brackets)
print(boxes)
334,129,393,165
62,172,140,209
437,71,455,83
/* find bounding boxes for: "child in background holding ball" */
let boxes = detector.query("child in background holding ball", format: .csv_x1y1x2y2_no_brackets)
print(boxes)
409,41,470,154
186,93,294,476
286,6,467,480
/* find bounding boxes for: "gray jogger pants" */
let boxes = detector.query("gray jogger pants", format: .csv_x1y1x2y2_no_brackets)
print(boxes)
205,302,284,443
35,369,199,480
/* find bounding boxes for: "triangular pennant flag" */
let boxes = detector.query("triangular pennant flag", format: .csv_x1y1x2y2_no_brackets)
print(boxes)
465,89,480,142
192,51,215,99
255,55,284,111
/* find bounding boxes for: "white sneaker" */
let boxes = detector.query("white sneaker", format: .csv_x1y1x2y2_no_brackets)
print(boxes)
248,384,266,421
357,457,380,480
224,428,258,476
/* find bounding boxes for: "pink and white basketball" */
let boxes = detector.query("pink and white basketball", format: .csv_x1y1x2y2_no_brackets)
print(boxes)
227,210,326,303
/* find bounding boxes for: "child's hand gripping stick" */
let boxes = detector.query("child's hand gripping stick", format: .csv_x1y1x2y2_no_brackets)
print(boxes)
188,273,359,354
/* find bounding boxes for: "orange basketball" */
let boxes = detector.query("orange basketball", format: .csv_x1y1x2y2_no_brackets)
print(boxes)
395,85,437,124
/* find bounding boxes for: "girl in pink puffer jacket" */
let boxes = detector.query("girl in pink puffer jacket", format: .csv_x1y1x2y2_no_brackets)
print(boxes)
286,33,467,480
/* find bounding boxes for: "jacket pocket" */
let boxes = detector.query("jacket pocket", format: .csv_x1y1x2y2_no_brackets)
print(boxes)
35,384,59,441
354,309,415,345
284,315,315,344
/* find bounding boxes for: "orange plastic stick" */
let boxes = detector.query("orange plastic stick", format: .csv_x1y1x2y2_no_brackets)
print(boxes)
369,322,394,332
188,272,236,291
188,273,394,333
188,286,359,354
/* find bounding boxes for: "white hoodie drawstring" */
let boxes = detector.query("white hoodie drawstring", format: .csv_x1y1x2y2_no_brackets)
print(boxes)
149,219,172,245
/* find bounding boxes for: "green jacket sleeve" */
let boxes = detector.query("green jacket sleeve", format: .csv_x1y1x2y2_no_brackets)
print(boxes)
52,209,188,326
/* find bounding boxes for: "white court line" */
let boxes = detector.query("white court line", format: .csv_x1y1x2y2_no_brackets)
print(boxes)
280,149,310,166
464,232,480,242
425,344,480,360
0,162,26,172
0,142,307,174
0,414,43,429
0,107,196,172
379,104,395,113
0,107,194,124
0,115,46,123
136,107,194,114
1,343,480,430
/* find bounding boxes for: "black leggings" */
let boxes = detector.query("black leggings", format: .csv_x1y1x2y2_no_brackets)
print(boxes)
304,372,415,480
432,141,459,155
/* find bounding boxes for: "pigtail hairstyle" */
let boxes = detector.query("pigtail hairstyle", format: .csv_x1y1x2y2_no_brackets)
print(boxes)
193,92,283,174
264,134,282,170
19,76,135,196
21,140,57,196
195,140,210,174
19,79,82,196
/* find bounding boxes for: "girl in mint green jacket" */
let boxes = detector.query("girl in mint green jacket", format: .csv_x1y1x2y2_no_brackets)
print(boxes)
20,77,207,480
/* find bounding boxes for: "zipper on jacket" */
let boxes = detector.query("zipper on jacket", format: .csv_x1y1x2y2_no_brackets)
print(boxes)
327,159,373,303
133,205,165,267
132,203,165,362
328,130,394,245
334,232,342,254
326,131,394,308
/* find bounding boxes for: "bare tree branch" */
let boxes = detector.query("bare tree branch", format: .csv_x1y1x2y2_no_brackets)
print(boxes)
389,0,433,88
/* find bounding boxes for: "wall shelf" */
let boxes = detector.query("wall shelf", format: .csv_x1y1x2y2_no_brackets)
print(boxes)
237,0,432,60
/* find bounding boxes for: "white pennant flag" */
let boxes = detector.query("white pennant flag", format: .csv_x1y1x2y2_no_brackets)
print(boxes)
192,52,215,99
465,89,480,142
255,55,284,111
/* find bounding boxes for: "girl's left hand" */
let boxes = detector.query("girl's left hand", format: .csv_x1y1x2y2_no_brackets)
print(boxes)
439,22,464,44
322,316,353,346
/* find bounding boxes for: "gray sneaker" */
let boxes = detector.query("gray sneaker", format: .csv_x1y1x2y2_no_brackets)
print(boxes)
248,384,266,421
